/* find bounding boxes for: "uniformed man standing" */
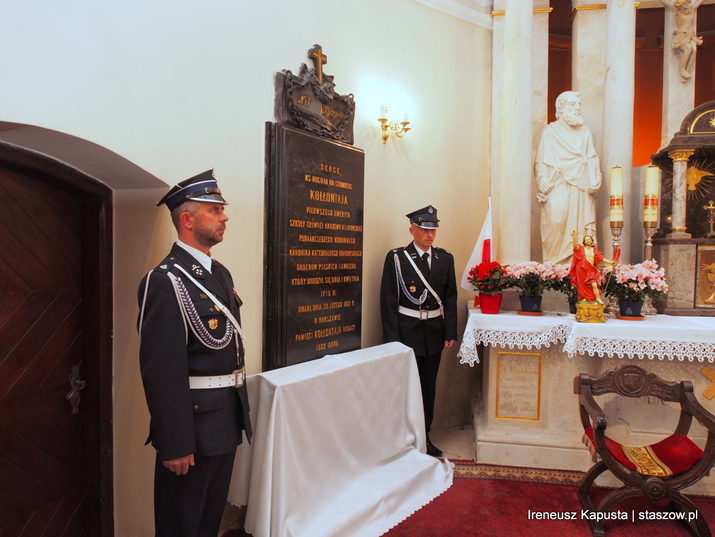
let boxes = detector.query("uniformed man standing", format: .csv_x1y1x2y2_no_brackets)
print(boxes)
380,206,458,457
137,170,251,537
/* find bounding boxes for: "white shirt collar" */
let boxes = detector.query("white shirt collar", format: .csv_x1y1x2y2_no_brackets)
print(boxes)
176,241,213,272
412,243,432,257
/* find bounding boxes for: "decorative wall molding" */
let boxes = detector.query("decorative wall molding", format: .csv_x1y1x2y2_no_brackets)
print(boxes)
412,0,492,30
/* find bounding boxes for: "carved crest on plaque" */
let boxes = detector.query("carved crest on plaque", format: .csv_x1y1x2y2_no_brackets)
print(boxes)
275,44,356,144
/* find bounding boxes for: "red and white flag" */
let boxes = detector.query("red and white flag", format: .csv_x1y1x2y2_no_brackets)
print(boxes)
460,199,493,293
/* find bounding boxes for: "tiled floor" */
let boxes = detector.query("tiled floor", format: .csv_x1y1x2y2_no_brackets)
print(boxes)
429,425,475,461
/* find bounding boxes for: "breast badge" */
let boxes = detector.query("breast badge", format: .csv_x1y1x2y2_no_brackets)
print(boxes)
208,318,219,330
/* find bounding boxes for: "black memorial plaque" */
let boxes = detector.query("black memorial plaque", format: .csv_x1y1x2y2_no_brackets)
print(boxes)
264,122,364,369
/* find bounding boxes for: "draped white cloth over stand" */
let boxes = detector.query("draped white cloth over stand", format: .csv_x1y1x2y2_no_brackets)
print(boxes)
228,342,453,537
458,310,715,366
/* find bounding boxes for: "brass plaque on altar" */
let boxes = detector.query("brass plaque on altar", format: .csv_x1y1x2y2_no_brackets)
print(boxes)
695,245,715,309
495,352,542,421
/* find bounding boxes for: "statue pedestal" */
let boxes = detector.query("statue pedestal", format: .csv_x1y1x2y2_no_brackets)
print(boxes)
574,302,606,323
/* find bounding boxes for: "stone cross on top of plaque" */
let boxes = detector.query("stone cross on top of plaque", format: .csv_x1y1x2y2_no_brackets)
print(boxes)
274,44,356,145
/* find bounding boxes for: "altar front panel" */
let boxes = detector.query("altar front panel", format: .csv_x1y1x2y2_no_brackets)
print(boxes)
461,309,715,495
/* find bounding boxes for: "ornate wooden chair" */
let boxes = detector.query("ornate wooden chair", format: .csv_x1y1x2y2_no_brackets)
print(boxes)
575,364,715,537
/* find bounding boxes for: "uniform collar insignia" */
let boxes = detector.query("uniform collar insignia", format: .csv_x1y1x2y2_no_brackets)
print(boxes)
192,264,204,276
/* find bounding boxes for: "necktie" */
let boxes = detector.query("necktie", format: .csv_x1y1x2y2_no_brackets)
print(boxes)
422,252,430,276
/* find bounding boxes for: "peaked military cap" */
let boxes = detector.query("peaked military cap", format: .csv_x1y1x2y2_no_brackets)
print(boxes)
157,169,228,211
407,205,439,229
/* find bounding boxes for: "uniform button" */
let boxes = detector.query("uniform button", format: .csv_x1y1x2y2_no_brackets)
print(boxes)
193,405,199,410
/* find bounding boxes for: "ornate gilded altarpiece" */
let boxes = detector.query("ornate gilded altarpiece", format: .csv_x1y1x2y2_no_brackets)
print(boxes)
653,101,715,315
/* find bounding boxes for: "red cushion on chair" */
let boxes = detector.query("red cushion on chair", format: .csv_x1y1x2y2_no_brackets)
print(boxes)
584,427,703,476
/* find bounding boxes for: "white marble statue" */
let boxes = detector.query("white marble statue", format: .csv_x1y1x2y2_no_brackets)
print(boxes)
662,0,705,82
535,91,602,265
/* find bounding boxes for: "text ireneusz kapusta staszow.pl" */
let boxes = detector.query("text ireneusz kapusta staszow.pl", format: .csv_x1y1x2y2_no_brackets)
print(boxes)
527,510,699,522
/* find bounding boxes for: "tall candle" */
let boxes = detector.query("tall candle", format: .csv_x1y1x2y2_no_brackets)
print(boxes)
610,167,624,223
644,165,660,225
645,165,660,196
610,166,623,196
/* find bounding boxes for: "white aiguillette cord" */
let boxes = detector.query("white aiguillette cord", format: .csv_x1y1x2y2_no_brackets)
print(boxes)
173,264,246,340
402,250,444,316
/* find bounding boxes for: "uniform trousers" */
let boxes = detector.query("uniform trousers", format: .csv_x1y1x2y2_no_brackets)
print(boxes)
415,351,442,433
154,448,236,537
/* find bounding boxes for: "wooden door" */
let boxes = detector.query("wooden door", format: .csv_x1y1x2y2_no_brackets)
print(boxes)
0,167,89,536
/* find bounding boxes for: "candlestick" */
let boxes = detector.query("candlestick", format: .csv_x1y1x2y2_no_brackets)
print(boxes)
644,226,656,260
705,201,715,238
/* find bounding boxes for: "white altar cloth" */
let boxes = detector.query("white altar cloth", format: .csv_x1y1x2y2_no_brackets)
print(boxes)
458,310,715,365
227,342,453,537
458,311,573,365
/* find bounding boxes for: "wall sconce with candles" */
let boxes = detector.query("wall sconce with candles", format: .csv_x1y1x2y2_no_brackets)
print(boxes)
378,106,411,145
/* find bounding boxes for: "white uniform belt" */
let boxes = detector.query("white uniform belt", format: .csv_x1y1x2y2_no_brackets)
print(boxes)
189,368,245,389
398,306,442,320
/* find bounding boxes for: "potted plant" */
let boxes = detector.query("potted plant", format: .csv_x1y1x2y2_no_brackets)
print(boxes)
603,259,668,318
467,261,509,314
556,274,579,313
507,261,569,315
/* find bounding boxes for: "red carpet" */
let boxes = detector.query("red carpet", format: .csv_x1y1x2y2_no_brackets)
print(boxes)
222,463,715,537
383,463,715,537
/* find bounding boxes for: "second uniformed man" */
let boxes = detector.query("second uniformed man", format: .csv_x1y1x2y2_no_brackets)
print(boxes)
379,205,458,457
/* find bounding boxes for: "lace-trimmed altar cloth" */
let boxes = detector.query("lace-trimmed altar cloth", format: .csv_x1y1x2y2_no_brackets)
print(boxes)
458,311,574,366
458,310,715,366
564,314,715,362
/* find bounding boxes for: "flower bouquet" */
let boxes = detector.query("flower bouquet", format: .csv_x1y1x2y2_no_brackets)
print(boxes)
507,261,569,297
467,261,509,296
507,261,570,315
467,261,509,314
604,260,668,303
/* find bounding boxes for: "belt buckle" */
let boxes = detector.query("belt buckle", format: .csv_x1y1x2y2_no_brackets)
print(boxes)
419,310,429,321
233,369,244,388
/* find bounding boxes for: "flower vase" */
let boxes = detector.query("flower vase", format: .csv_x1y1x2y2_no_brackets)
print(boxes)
479,293,502,314
618,300,644,320
518,295,543,316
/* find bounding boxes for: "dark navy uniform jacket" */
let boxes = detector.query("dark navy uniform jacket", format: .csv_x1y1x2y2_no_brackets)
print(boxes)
380,242,458,357
138,244,251,462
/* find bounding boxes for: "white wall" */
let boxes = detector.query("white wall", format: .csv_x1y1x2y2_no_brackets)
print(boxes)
1,1,491,534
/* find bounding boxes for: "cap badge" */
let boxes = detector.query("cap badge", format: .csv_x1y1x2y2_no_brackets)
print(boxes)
428,206,434,214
